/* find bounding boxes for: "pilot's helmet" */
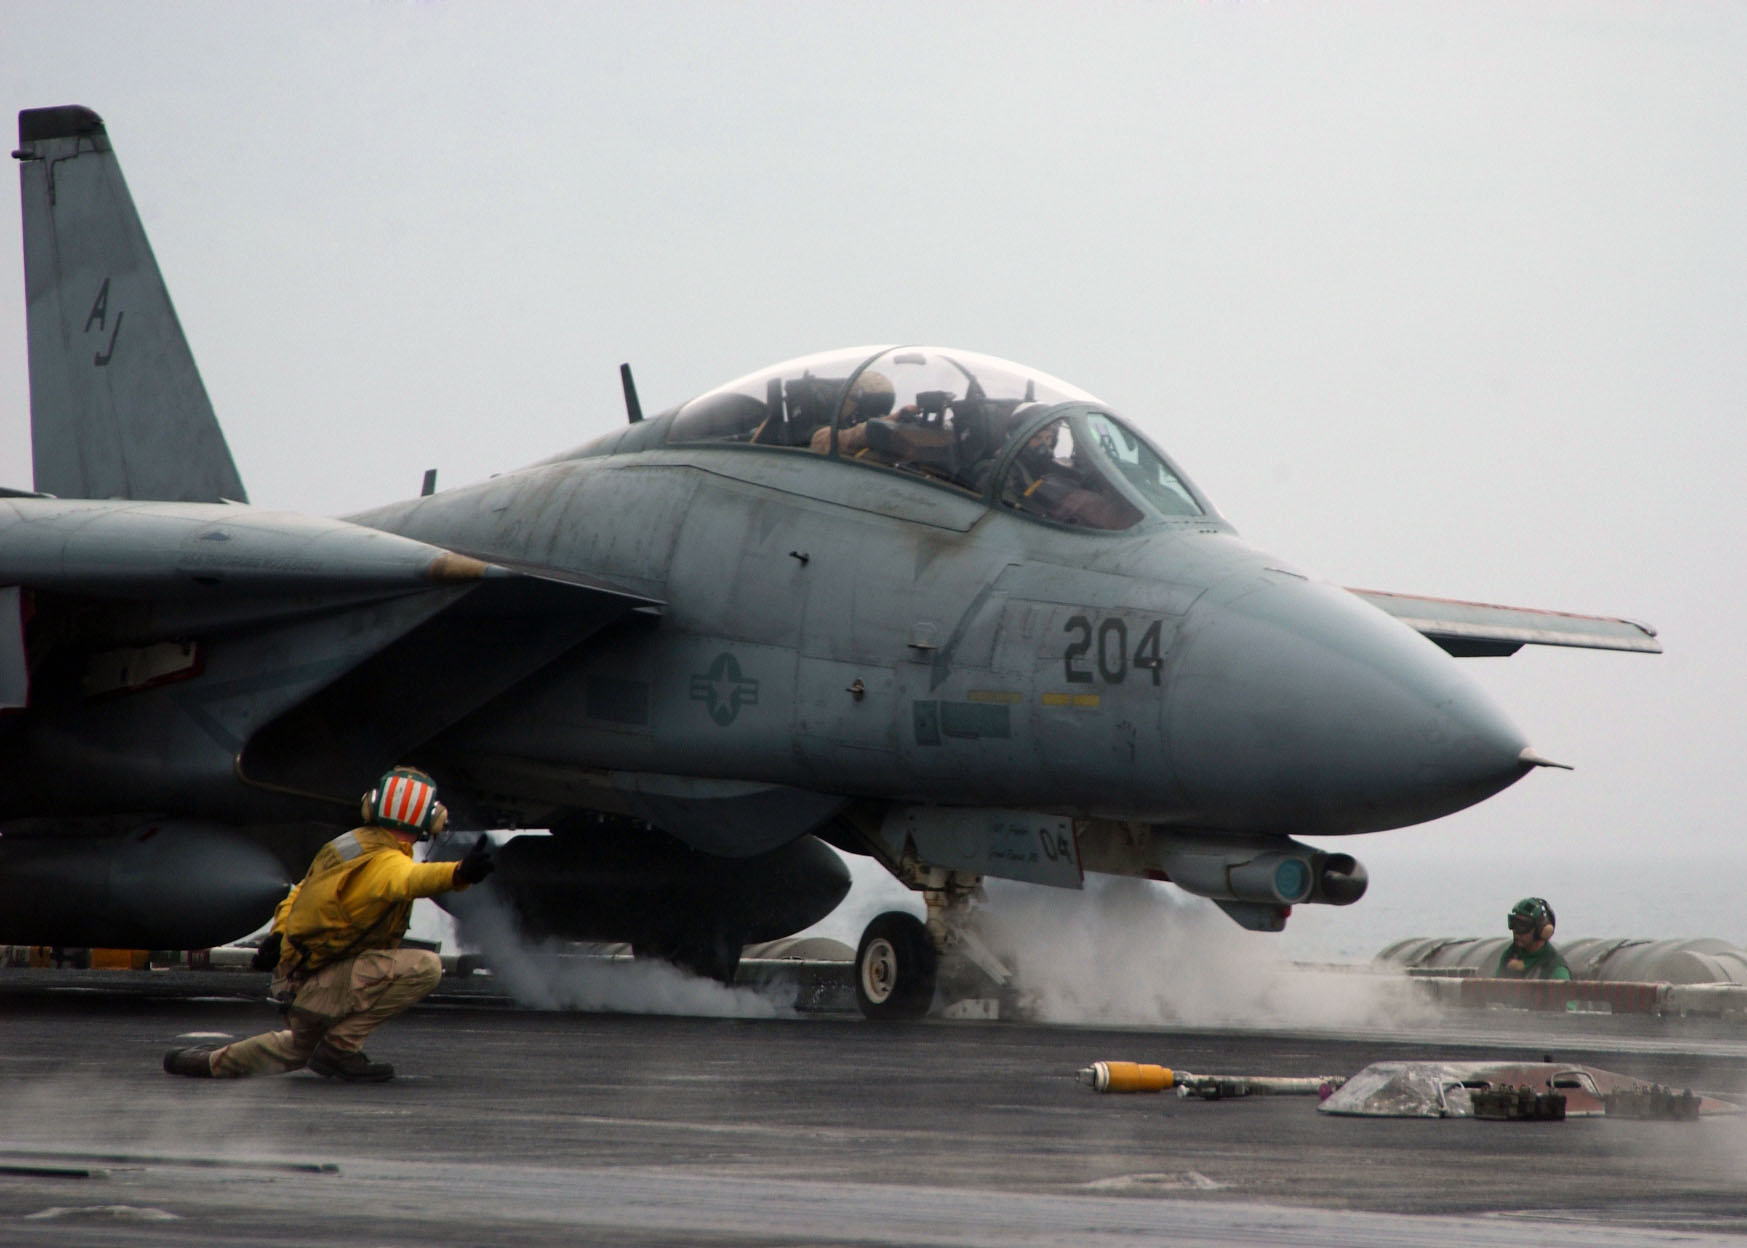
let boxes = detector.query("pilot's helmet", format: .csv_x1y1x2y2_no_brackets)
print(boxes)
989,402,1043,449
1507,896,1555,937
1017,418,1062,475
841,370,896,426
362,766,449,840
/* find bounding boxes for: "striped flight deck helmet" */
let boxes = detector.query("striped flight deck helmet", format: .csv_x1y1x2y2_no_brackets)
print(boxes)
362,766,448,839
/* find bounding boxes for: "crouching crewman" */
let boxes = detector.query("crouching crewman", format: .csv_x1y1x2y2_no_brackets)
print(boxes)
164,766,494,1083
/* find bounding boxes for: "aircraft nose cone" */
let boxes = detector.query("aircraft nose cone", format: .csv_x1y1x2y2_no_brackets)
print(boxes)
1167,573,1532,833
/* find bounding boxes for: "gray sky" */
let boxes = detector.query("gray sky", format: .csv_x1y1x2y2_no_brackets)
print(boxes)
3,3,1743,910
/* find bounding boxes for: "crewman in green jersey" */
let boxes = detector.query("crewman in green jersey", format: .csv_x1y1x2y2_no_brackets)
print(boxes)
1497,896,1571,980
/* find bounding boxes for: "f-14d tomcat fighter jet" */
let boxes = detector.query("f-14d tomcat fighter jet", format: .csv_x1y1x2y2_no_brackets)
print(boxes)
0,107,1657,1017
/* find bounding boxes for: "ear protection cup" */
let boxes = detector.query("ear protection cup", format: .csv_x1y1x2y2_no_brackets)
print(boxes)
1536,897,1556,942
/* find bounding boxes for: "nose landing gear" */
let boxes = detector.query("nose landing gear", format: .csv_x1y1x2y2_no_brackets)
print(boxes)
852,868,1017,1020
854,911,937,1020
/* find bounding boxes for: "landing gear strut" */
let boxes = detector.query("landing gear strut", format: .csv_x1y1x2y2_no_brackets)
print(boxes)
923,872,1014,1010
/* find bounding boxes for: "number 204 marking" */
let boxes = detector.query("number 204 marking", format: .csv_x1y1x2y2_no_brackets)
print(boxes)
1063,615,1163,685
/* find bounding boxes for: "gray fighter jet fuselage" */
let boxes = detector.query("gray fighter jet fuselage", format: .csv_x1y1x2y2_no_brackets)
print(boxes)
358,374,1529,841
0,107,1658,1015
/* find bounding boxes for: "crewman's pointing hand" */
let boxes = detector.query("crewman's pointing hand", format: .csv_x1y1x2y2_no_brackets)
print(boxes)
456,834,495,886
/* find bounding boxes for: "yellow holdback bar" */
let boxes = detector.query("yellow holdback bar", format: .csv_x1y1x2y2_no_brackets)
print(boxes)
1077,1061,1347,1098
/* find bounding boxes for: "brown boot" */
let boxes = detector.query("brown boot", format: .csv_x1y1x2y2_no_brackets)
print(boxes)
308,1042,394,1083
163,1047,216,1077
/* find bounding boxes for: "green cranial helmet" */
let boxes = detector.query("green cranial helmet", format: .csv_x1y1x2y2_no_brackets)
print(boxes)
1507,896,1555,934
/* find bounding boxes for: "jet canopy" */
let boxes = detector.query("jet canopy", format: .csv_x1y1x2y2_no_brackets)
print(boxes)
665,346,1205,529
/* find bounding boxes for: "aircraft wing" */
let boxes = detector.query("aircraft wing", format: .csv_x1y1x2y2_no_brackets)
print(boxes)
0,498,660,811
1347,588,1661,658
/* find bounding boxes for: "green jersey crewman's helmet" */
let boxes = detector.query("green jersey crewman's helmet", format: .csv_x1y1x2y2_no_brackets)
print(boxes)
1507,896,1556,940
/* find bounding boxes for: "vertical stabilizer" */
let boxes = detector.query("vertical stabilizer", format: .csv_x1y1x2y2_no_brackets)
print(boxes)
14,106,247,502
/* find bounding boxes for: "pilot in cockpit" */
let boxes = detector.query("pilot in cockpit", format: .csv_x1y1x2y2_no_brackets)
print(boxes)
809,371,896,454
1000,419,1141,530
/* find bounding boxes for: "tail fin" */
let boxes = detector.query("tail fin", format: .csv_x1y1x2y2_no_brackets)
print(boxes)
14,106,247,502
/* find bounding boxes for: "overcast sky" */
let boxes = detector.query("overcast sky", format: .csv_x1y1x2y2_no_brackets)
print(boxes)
3,3,1743,926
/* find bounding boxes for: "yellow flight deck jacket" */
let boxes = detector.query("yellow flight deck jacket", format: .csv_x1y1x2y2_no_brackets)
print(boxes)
273,825,467,973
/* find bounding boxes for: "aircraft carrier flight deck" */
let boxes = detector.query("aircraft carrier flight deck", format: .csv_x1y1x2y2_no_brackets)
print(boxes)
3,966,1745,1247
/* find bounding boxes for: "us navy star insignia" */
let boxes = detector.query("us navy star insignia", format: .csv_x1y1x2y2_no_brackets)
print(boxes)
689,652,759,726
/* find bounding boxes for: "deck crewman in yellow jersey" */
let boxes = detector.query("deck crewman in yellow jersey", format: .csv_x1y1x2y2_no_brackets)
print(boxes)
164,767,494,1083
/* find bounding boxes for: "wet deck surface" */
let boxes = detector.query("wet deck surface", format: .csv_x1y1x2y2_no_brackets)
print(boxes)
3,967,1746,1245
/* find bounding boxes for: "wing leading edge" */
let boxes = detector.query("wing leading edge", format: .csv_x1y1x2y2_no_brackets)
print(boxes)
1348,588,1660,658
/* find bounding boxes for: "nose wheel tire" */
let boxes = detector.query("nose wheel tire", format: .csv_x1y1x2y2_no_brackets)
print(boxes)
854,911,938,1021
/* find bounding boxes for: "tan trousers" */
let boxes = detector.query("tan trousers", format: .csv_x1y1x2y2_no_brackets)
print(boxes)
210,947,442,1077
